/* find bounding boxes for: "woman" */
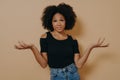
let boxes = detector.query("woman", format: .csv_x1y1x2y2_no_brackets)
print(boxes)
15,3,109,80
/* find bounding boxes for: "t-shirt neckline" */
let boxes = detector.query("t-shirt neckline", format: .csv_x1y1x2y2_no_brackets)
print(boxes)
49,32,69,41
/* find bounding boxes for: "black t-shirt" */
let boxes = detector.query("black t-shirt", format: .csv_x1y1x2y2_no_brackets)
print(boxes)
40,32,80,68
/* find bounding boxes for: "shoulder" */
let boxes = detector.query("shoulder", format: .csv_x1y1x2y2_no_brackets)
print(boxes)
68,34,77,40
72,36,77,40
40,33,47,38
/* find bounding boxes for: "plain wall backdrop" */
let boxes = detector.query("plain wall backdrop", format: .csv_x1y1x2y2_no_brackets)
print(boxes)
0,0,120,80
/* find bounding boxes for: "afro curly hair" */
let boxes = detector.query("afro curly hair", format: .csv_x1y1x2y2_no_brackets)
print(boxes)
41,3,77,31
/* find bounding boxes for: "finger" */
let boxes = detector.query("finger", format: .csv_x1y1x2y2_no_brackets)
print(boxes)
103,43,109,47
97,38,101,44
14,44,20,49
14,45,23,49
100,43,109,47
99,38,105,45
21,41,27,47
18,41,22,45
22,41,30,48
17,41,26,49
18,41,26,48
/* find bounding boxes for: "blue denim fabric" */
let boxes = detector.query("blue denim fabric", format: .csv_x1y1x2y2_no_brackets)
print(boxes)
50,63,80,80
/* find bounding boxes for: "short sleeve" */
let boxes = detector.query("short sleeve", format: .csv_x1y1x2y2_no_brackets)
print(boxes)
40,38,48,53
73,40,80,54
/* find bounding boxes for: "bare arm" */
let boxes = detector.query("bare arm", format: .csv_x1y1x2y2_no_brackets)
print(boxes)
74,38,109,69
14,34,48,68
30,45,48,68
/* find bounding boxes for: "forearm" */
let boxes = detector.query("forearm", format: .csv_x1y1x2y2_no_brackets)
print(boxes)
77,45,93,68
75,38,109,69
30,45,47,68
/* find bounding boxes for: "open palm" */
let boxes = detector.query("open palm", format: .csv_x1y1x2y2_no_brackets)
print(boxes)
93,38,109,48
14,41,33,50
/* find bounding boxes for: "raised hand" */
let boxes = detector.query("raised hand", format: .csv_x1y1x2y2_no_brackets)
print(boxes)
76,38,109,69
92,38,109,48
14,41,33,50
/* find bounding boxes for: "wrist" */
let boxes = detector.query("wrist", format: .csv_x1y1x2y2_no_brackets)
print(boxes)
89,44,95,50
30,44,35,49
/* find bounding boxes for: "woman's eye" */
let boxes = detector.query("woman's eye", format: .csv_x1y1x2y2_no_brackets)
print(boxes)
60,19,64,21
60,19,65,22
53,20,57,22
52,19,65,22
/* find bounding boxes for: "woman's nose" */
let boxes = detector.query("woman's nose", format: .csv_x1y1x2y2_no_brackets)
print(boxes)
57,21,61,25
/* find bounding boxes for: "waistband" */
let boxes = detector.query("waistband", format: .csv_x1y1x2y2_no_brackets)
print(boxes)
50,63,77,73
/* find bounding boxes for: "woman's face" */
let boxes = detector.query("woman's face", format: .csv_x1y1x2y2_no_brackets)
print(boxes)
52,13,66,32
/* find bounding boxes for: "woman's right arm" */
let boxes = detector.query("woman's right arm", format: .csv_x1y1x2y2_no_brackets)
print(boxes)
15,33,48,68
30,45,48,68
15,42,48,68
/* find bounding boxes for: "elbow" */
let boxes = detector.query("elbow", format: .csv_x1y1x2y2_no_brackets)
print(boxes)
75,62,84,69
40,62,47,69
37,60,47,68
76,64,83,69
41,64,47,68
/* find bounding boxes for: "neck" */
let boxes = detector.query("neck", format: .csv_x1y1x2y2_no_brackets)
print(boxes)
52,31,68,38
53,31,66,35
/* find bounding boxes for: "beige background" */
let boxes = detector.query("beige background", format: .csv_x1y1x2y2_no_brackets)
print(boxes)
0,0,120,80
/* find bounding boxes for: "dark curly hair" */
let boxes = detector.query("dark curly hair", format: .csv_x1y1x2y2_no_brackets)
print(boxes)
41,3,77,31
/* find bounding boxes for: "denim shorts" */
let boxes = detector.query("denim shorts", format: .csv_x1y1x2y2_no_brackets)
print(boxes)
50,63,80,80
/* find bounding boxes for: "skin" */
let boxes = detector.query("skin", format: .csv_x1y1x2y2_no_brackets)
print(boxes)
14,13,109,69
51,13,67,40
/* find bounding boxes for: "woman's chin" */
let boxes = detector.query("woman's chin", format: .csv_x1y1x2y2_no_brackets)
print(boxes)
53,29,65,33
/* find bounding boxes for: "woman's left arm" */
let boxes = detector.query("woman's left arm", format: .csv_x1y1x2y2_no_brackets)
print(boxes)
74,38,109,69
